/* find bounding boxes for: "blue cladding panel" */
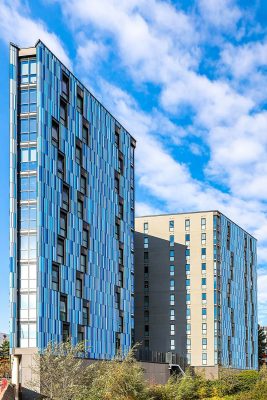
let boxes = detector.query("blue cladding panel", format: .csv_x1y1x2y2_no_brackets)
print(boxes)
215,214,258,370
10,42,135,358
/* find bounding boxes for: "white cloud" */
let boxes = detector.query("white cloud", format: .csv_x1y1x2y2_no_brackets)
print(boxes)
76,37,108,73
197,0,242,33
221,40,267,79
0,0,71,68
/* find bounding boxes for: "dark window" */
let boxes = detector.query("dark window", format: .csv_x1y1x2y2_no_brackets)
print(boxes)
76,277,82,298
78,326,84,342
118,316,123,333
82,304,89,325
62,185,69,212
82,227,89,248
80,173,87,195
119,270,124,287
52,119,59,145
61,72,69,99
115,221,120,241
80,249,87,273
130,142,135,165
115,333,121,351
130,167,134,187
60,211,67,238
119,248,123,265
115,176,120,194
52,263,60,291
119,203,123,220
144,339,149,349
62,323,69,342
75,142,82,165
78,199,83,219
115,125,120,147
77,87,84,114
57,152,65,180
57,237,65,264
115,290,120,309
82,123,89,145
144,252,149,263
60,98,68,127
119,157,123,175
60,296,67,321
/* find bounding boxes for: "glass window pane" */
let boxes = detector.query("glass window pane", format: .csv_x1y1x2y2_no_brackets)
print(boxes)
29,118,36,132
30,89,36,103
29,148,37,162
21,90,28,104
29,61,36,74
20,294,28,309
21,119,28,133
20,264,28,279
21,148,28,162
21,61,29,76
29,294,36,309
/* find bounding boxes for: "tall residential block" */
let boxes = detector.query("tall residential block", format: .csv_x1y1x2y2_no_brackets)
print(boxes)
135,211,258,373
10,40,135,384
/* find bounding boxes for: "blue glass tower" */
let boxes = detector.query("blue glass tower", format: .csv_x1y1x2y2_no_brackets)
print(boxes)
10,41,135,366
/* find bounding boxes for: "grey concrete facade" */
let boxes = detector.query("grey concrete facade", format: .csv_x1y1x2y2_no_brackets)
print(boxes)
134,232,187,358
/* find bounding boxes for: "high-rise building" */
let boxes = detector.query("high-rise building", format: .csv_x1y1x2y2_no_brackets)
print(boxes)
10,40,135,388
135,211,258,374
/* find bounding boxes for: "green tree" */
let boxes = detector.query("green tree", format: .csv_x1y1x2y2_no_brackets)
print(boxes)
29,341,94,400
0,340,9,358
258,325,266,367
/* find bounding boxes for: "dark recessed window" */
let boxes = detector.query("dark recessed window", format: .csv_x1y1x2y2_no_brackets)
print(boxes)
62,323,69,342
62,185,69,212
82,304,89,325
80,173,87,195
115,125,120,147
115,290,120,309
115,176,120,194
80,250,87,273
57,152,65,180
119,157,124,175
115,222,120,241
61,72,69,100
60,211,67,238
57,237,65,264
78,199,83,219
77,87,84,114
119,316,124,333
119,203,123,220
60,98,68,127
60,295,67,322
76,277,82,298
52,263,60,291
119,270,124,287
119,248,123,265
78,326,84,342
75,141,82,165
52,119,59,145
82,123,89,145
82,227,89,248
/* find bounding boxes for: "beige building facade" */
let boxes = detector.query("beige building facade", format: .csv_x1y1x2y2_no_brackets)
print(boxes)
135,211,258,371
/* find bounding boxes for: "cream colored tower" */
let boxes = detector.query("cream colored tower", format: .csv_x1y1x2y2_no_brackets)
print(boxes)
135,211,258,371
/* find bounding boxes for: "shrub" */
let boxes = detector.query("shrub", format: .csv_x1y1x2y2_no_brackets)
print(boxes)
148,383,175,400
174,370,204,400
86,348,149,400
238,380,267,400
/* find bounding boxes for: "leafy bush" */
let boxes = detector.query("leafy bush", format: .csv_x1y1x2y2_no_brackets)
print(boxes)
86,348,149,400
238,380,267,400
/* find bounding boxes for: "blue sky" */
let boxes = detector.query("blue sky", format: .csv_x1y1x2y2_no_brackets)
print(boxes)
0,0,267,332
